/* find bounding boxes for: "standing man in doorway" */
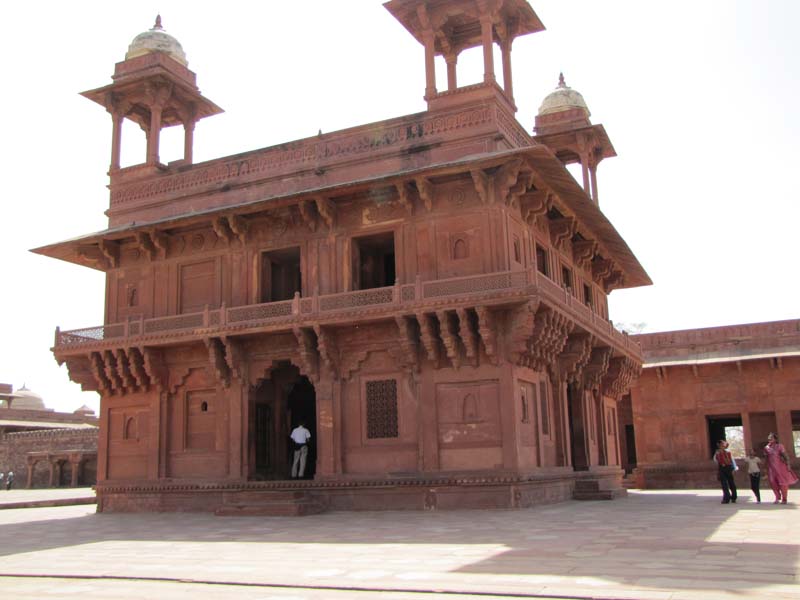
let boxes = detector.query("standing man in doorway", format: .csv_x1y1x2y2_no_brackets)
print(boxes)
290,422,312,479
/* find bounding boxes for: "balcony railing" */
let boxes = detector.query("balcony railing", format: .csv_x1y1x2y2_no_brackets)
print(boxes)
54,268,640,355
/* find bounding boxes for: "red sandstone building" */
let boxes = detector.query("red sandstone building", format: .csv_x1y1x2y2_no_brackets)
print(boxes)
35,1,650,513
623,320,800,489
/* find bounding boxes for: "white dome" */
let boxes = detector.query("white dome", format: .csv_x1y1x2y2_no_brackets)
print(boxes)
538,73,590,118
126,15,188,66
11,385,46,410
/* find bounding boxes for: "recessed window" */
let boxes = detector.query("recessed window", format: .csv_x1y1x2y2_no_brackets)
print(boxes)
200,401,208,412
261,247,301,302
353,232,396,290
536,244,549,277
453,238,468,260
561,266,573,293
520,386,529,423
583,284,593,308
513,237,521,264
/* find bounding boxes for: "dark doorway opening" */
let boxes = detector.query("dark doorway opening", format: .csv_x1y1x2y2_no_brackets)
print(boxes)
261,247,301,302
353,232,395,290
251,362,316,480
707,414,743,459
624,424,637,474
567,383,589,471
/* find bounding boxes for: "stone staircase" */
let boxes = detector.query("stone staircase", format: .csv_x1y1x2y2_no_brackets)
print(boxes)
622,473,638,489
214,489,326,517
573,478,627,501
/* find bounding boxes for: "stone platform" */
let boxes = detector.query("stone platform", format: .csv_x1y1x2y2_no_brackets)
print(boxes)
0,489,798,599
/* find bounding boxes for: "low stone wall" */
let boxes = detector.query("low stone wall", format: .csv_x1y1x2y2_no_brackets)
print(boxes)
634,460,800,493
1,428,98,488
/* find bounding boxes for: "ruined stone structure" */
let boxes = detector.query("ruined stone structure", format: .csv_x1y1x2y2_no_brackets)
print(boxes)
35,1,649,513
623,319,800,488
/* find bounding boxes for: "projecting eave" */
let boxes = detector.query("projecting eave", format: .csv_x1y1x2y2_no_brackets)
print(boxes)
32,145,650,288
644,348,800,368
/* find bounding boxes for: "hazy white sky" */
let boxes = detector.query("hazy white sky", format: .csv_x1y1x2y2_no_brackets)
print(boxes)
1,1,797,413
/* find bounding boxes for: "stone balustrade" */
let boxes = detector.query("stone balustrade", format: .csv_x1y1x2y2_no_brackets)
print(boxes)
55,268,640,358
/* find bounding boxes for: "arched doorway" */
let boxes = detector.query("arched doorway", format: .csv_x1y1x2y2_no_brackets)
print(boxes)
251,362,317,480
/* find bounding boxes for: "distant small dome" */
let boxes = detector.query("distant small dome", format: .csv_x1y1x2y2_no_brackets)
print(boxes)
74,404,96,417
126,15,188,66
11,385,45,410
538,73,590,118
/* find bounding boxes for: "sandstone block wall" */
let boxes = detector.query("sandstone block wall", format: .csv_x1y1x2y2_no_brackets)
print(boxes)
0,428,98,488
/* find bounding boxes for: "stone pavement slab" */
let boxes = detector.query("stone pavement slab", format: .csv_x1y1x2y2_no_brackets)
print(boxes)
0,486,95,509
0,489,797,599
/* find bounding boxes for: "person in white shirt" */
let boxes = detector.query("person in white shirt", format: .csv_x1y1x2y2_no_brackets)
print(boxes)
743,449,763,503
290,422,312,479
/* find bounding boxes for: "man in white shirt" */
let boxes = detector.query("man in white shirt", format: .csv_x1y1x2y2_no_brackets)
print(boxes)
743,450,763,503
290,422,312,479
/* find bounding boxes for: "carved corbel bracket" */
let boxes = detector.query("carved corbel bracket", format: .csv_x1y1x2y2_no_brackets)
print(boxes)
89,352,112,393
582,346,613,390
414,177,434,212
416,312,441,368
602,356,642,398
126,347,150,391
592,257,615,282
114,348,137,393
527,307,573,371
313,325,339,380
144,80,174,108
102,350,124,394
506,300,539,365
493,159,523,205
298,200,317,232
573,240,598,269
98,240,120,268
549,217,577,251
520,190,553,226
204,337,231,388
557,333,594,384
395,315,420,373
139,347,166,392
227,215,249,244
221,336,245,383
436,310,462,370
314,197,336,231
77,244,111,270
395,182,415,215
470,168,491,205
456,308,479,367
293,327,320,382
604,270,625,293
62,355,100,393
135,231,158,261
212,216,236,245
474,305,499,365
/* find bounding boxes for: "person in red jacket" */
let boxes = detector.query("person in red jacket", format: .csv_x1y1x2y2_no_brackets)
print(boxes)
714,440,737,504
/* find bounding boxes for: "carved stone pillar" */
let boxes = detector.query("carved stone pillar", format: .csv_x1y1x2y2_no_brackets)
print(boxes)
25,459,35,489
445,53,458,90
500,38,513,99
183,120,196,164
314,376,338,478
110,111,123,170
589,162,599,204
147,104,162,165
70,458,81,487
480,14,496,83
422,30,437,98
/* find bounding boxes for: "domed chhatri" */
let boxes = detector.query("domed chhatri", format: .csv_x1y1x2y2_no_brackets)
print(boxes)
126,15,188,66
537,73,590,118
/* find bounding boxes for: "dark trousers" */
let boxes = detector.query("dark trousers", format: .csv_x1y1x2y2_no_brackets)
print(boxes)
749,473,761,502
719,466,737,502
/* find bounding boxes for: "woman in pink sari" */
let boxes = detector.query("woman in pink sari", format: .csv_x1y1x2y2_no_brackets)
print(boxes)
764,433,798,504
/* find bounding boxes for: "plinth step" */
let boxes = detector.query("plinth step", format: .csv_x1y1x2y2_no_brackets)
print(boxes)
215,489,326,517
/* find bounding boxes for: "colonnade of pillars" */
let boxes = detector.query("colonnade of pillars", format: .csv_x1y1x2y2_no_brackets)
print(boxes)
25,452,94,488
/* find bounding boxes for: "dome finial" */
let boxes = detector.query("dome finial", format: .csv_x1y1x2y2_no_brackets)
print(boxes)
153,15,163,30
558,72,566,88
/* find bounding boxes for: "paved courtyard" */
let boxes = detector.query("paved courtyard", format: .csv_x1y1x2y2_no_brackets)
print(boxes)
0,489,798,599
